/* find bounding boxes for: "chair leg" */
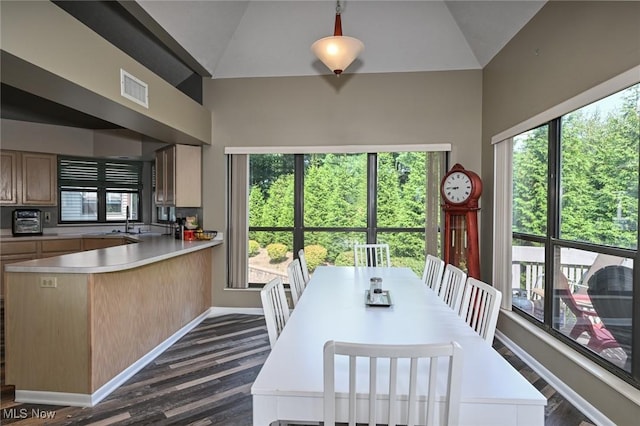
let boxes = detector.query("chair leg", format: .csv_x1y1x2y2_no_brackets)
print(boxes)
569,323,589,339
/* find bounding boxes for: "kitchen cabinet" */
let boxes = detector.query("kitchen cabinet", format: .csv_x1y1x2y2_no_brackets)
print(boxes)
0,240,38,298
155,144,201,207
4,246,212,402
0,151,18,204
82,237,128,251
0,237,129,296
40,238,83,258
0,150,57,206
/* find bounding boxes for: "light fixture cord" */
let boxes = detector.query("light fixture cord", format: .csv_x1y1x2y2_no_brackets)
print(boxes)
333,0,343,36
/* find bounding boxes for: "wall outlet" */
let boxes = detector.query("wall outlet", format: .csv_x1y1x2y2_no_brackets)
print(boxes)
40,277,57,288
44,212,51,223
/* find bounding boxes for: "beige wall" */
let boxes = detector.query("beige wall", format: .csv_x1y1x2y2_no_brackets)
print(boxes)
4,0,639,418
0,0,211,146
482,1,640,423
481,0,640,279
202,70,483,307
0,119,165,160
1,119,94,156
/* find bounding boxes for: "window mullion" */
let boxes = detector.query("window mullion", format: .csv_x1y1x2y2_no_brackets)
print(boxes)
294,154,304,255
367,153,377,244
545,118,562,328
96,187,106,222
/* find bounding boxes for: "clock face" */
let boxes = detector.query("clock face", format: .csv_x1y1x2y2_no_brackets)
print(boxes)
442,171,473,204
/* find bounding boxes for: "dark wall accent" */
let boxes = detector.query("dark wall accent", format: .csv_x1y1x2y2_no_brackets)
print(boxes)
1,51,206,146
177,74,203,105
1,83,121,130
52,0,203,104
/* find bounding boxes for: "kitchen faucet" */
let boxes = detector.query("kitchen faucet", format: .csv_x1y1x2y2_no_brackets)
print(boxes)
125,206,131,233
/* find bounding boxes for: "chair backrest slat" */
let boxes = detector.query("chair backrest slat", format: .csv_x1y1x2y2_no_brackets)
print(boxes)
287,258,306,307
422,255,445,292
459,277,502,344
354,243,391,268
260,277,290,348
324,341,463,426
298,249,311,284
438,264,467,312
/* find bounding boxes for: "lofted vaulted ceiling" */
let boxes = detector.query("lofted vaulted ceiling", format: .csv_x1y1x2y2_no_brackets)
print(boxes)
135,0,547,79
2,1,547,135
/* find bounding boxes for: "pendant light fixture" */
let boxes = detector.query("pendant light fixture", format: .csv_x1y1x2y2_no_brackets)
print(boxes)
311,0,364,76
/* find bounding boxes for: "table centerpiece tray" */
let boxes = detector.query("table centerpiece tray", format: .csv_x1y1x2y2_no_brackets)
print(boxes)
365,290,392,307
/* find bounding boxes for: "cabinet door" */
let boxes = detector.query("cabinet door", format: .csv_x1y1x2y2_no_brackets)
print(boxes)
164,146,176,205
155,150,166,205
41,239,82,255
22,152,57,205
174,145,201,207
82,237,126,251
0,240,39,256
0,151,19,204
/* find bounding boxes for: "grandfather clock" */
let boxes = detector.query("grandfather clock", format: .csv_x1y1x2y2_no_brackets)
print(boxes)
441,163,482,279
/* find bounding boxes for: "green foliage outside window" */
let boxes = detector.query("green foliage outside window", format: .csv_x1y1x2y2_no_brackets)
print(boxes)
266,243,288,262
248,240,260,257
248,152,429,264
513,85,639,249
303,245,328,271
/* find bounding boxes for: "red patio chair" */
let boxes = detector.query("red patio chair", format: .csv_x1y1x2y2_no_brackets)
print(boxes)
556,274,621,353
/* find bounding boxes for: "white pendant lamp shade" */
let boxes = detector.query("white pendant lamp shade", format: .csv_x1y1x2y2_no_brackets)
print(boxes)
311,2,364,76
311,35,364,75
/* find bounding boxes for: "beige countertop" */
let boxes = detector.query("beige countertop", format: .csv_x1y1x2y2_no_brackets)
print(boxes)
4,233,222,274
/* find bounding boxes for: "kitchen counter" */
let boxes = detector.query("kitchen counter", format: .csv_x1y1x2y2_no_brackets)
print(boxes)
4,233,222,273
4,232,219,407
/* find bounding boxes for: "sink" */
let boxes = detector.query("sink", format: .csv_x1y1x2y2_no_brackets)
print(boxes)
84,230,127,236
84,230,166,237
134,232,164,237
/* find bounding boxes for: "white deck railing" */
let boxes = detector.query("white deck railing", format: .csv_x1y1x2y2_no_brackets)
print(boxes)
512,247,597,298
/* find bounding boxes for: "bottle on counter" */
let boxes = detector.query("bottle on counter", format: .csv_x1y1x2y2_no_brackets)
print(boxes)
175,218,184,240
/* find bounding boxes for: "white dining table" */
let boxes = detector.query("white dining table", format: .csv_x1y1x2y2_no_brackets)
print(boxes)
251,266,546,425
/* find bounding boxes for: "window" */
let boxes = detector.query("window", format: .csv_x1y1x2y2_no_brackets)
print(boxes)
512,125,549,320
59,157,142,223
229,150,446,288
509,83,639,380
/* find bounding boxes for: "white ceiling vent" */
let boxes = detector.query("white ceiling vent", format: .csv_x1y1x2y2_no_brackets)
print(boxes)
120,69,148,108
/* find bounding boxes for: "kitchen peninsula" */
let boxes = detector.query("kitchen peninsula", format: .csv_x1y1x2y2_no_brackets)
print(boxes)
3,234,221,407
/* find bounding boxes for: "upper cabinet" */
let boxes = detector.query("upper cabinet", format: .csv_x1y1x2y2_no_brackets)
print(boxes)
1,151,19,204
155,145,201,207
0,150,57,206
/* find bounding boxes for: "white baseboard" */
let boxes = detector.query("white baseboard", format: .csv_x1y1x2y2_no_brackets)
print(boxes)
14,390,92,407
496,323,615,426
209,306,263,316
14,308,213,408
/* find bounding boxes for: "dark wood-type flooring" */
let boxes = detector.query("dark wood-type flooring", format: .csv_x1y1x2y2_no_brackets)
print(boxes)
1,311,596,425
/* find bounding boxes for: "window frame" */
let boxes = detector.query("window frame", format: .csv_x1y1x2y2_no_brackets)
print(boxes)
228,148,447,288
58,156,143,224
502,80,640,387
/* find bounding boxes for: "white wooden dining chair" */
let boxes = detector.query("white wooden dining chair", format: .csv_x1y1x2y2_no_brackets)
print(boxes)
354,243,391,267
298,248,311,284
287,258,306,307
422,255,445,292
260,277,290,348
438,264,467,312
459,277,503,344
323,340,463,426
